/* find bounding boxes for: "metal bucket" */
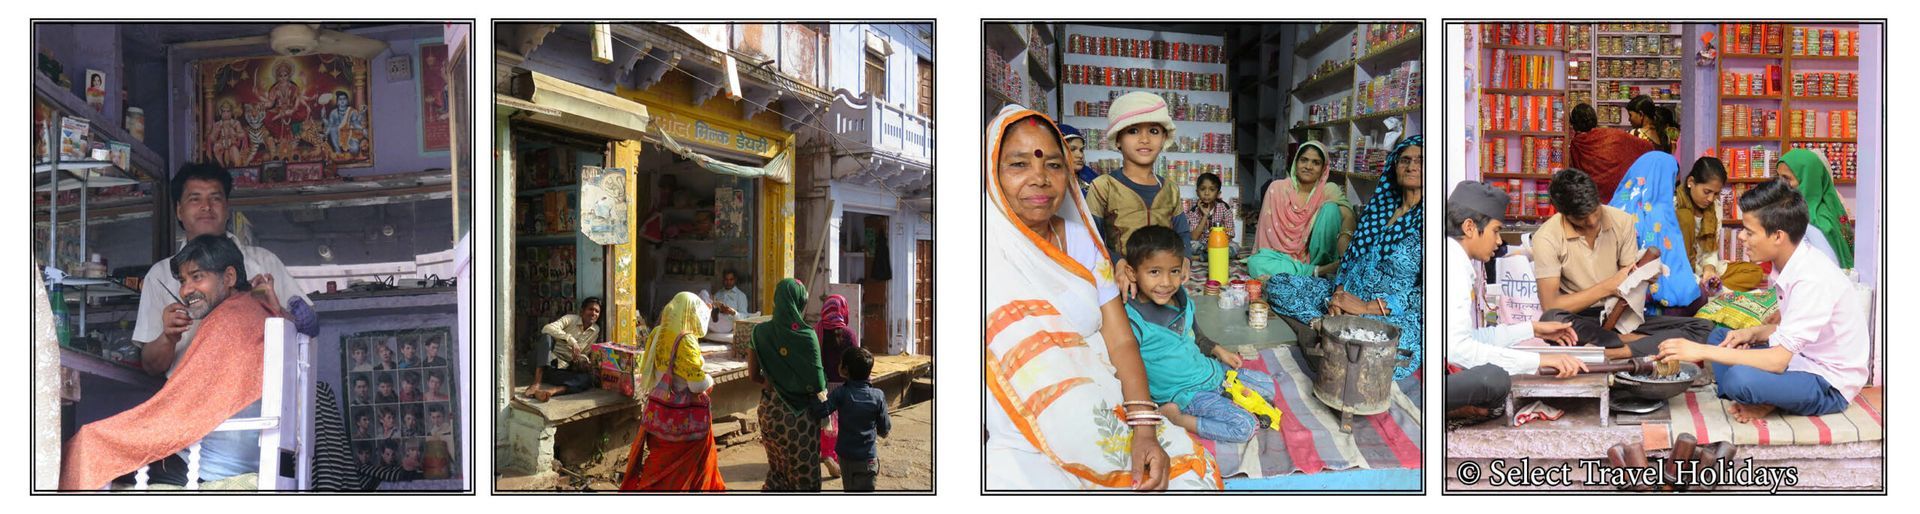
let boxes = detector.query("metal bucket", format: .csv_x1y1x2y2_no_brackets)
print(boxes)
1311,316,1401,428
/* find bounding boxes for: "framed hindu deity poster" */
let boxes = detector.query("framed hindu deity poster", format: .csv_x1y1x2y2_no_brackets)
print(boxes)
196,54,372,172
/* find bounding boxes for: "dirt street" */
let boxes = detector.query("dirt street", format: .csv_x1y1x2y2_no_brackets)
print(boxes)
568,397,934,492
715,398,934,492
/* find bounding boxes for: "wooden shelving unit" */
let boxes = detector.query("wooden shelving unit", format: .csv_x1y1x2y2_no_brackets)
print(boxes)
1288,22,1423,207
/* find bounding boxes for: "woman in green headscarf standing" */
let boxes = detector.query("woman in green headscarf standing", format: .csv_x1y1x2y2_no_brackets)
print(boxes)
749,278,827,491
1775,149,1854,269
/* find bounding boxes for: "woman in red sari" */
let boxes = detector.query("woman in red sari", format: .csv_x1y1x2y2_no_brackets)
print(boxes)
1567,102,1655,204
618,292,725,491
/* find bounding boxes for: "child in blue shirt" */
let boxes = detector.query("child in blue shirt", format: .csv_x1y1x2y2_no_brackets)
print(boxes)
1123,225,1280,443
811,346,891,491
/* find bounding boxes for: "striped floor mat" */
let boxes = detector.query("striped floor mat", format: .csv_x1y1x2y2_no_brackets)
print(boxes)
1201,345,1423,479
1667,386,1883,446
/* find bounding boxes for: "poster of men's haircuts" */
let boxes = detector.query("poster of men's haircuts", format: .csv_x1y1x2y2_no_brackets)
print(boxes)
341,328,458,481
196,54,371,172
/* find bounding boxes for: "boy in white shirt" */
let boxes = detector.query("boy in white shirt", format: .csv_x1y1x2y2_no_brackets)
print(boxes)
1443,181,1586,417
1656,180,1868,423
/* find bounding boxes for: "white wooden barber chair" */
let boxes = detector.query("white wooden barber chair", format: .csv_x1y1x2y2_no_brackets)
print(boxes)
128,318,314,490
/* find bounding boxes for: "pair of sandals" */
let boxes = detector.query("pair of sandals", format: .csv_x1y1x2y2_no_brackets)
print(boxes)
1603,433,1737,492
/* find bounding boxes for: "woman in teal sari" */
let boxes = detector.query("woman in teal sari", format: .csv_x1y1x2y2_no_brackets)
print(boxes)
1265,135,1425,381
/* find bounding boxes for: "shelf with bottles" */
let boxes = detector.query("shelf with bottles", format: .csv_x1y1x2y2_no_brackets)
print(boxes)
1065,89,1234,124
33,73,163,175
1080,128,1236,155
512,243,580,343
1596,23,1678,35
1481,134,1568,176
1479,22,1588,49
1487,178,1557,221
1356,26,1421,68
1296,23,1357,58
985,47,1023,108
1788,141,1861,183
1065,31,1226,64
1786,24,1862,58
1594,80,1680,102
1292,62,1357,98
1595,56,1683,81
1595,33,1682,57
1352,60,1423,117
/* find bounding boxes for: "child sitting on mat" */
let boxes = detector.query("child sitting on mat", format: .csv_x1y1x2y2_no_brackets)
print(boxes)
1655,180,1868,423
1121,225,1279,443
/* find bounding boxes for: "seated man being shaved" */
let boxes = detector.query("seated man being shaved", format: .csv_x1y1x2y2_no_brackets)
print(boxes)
61,235,281,490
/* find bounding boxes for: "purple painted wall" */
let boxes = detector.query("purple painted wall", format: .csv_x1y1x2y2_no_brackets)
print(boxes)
313,303,462,490
34,24,125,128
1855,24,1881,286
518,25,622,94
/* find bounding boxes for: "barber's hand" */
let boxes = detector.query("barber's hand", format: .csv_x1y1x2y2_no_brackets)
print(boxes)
250,274,285,317
1533,321,1578,345
1130,426,1170,491
162,302,192,340
1540,353,1588,378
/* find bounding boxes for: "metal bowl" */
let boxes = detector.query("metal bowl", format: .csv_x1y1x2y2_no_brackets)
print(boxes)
1611,362,1701,401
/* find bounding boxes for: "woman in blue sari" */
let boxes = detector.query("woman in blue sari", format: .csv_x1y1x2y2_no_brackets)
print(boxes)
1608,151,1702,309
1265,135,1425,381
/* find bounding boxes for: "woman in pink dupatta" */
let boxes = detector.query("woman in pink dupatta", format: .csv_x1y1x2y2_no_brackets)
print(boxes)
1254,141,1353,276
815,294,856,477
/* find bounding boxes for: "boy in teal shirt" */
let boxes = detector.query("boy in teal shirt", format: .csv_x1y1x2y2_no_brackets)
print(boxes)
1123,225,1280,443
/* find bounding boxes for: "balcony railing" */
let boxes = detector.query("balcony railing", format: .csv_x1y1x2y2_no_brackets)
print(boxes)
827,89,933,168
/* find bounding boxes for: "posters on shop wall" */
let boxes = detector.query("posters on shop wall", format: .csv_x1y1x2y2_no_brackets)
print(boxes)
197,54,371,172
341,328,459,482
580,166,630,245
420,43,450,152
715,185,745,239
84,69,105,113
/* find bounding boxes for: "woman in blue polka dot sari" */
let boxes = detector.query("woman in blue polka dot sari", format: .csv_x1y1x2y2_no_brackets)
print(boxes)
1265,135,1425,381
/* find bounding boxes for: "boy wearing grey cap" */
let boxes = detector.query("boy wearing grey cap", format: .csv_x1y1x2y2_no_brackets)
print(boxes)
1444,181,1586,418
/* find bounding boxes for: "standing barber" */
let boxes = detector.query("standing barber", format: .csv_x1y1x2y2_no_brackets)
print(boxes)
134,162,316,377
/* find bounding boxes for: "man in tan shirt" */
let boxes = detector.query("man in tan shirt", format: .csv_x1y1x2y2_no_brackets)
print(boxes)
523,297,602,401
1531,169,1710,360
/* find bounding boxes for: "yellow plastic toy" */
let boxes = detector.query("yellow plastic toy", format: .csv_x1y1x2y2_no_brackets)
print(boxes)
1223,369,1283,431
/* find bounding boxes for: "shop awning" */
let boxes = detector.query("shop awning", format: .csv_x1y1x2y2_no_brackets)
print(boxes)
504,71,652,142
655,127,793,184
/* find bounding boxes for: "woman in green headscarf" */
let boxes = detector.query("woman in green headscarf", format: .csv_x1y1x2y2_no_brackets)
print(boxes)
1775,149,1854,269
748,278,826,491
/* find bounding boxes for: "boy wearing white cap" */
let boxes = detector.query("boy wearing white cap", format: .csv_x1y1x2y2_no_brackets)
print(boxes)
1086,91,1183,266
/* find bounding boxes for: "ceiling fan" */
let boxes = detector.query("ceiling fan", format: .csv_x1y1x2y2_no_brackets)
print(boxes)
180,23,389,59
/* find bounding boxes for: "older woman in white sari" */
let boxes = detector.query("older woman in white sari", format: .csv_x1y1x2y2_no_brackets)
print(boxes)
984,105,1221,491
